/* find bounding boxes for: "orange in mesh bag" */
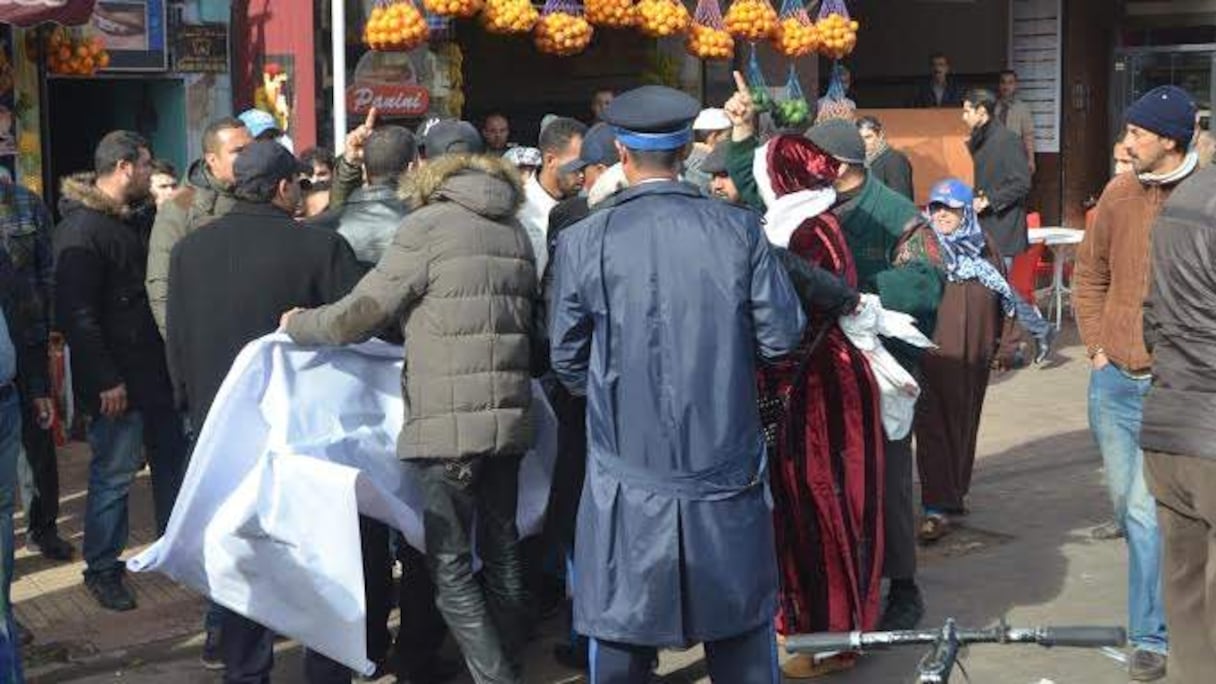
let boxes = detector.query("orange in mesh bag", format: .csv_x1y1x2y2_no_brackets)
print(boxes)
364,0,430,51
773,0,817,58
481,0,540,34
423,0,484,18
586,0,637,28
685,0,733,60
816,0,858,60
723,0,777,42
535,0,594,56
637,0,691,37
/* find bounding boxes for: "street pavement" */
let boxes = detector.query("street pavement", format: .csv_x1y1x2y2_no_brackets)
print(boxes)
28,326,1154,682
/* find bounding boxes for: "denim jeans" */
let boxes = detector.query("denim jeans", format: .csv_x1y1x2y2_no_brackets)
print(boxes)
82,411,144,578
1010,291,1051,340
0,389,22,603
1088,364,1168,654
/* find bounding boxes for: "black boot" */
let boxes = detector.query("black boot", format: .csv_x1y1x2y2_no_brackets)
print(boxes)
879,579,925,631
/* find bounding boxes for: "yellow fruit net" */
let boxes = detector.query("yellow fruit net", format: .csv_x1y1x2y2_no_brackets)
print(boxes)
585,0,637,28
637,0,691,37
535,0,594,56
773,0,816,58
723,0,777,43
685,0,733,61
815,0,857,59
482,0,540,33
363,0,430,51
423,0,484,19
46,27,109,76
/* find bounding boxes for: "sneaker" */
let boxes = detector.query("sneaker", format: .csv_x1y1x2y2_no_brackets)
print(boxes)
85,572,137,612
1034,327,1058,366
918,513,952,545
27,532,75,562
878,582,925,631
200,626,224,670
1129,649,1167,681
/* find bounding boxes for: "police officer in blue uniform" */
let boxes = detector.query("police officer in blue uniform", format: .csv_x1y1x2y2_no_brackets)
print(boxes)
549,85,806,683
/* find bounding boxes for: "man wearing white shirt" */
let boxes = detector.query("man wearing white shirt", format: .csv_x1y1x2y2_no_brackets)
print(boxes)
517,118,585,278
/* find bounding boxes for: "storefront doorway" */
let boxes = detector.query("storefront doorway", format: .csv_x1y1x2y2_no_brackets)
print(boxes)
1112,45,1214,135
44,76,186,215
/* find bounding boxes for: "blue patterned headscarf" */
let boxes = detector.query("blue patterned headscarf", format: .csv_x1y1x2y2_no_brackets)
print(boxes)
926,178,1016,316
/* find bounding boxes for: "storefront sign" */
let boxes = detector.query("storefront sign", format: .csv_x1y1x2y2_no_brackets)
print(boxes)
346,84,429,117
87,0,168,71
0,0,96,27
175,23,227,73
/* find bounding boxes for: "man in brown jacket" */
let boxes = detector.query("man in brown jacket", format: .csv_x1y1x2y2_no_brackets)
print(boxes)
281,132,535,684
1074,85,1198,682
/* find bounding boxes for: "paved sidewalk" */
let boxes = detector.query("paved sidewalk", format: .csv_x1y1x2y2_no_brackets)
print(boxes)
26,328,1152,682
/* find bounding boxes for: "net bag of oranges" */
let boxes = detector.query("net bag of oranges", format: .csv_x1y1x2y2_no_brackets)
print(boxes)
45,27,109,76
585,0,636,28
815,62,856,123
685,0,733,61
724,0,777,43
815,0,857,60
535,0,594,56
773,64,811,130
423,0,483,19
773,0,817,58
482,0,540,34
637,0,691,37
364,0,430,51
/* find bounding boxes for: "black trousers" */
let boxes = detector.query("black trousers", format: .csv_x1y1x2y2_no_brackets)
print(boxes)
402,454,528,684
883,433,917,581
219,608,350,684
17,381,59,538
589,623,779,684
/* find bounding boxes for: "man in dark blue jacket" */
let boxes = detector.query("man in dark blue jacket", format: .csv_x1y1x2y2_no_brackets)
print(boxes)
549,86,805,682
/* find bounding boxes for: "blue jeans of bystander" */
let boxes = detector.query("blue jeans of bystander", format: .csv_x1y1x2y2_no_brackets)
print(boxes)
1088,363,1168,654
82,411,144,579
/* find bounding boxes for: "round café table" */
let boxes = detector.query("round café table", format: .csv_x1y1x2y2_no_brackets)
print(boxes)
1027,227,1086,330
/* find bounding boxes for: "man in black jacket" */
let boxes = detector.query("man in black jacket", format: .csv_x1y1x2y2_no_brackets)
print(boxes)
166,140,363,683
912,53,964,108
311,126,417,268
963,88,1032,266
858,116,915,201
54,131,189,612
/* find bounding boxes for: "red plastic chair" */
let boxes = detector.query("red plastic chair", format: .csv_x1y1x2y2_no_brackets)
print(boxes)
1008,212,1044,301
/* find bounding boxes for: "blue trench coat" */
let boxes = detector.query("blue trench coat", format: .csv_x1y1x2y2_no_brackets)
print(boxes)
549,181,806,646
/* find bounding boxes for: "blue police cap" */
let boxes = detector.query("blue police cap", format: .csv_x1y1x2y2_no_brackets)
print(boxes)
602,85,701,151
560,123,619,175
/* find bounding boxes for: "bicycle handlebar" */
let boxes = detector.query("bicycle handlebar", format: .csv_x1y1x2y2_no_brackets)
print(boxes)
784,624,1126,655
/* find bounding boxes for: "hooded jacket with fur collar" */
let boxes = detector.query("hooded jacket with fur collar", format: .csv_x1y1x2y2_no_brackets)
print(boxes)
54,173,174,415
286,154,538,459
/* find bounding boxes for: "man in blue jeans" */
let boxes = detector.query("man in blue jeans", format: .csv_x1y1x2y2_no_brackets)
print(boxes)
1074,85,1199,682
54,131,188,612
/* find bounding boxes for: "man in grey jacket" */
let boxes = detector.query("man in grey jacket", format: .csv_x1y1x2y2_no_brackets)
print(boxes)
1142,161,1216,684
282,136,535,684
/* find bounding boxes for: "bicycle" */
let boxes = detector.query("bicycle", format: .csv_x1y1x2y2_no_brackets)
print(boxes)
784,618,1127,683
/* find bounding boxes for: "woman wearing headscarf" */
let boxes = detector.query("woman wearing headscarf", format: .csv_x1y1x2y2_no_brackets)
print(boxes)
911,178,1042,542
753,135,884,678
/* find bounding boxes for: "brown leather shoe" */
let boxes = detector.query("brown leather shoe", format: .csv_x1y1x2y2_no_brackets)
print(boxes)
1129,649,1167,681
918,513,951,545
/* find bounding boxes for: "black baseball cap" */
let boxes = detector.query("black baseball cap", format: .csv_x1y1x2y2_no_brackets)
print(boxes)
422,119,484,157
560,123,619,175
234,140,311,196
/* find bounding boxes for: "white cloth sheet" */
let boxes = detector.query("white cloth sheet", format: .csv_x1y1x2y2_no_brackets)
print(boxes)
128,334,557,675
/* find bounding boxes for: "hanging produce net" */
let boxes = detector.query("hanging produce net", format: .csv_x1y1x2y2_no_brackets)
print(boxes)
535,0,594,56
637,0,691,37
773,0,816,58
724,0,778,43
815,0,857,60
363,0,430,52
685,0,734,61
773,64,811,129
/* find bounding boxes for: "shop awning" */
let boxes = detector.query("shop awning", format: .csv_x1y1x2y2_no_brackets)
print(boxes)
0,0,96,27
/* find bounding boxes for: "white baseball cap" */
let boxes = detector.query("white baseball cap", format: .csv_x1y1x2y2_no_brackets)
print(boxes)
693,108,731,132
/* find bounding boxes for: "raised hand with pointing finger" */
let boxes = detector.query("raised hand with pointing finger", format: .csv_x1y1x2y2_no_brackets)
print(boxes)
344,107,379,164
724,71,757,142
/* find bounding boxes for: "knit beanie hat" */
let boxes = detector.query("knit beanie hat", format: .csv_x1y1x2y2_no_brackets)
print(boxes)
804,119,867,165
1126,86,1198,146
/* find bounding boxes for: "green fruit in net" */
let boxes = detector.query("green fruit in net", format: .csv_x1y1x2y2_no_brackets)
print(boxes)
751,86,773,111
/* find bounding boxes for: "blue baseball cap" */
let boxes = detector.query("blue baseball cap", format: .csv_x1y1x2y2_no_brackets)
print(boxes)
560,123,619,175
927,178,974,209
238,109,282,139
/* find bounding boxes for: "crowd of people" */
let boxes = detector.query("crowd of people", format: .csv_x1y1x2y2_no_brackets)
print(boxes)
0,54,1212,684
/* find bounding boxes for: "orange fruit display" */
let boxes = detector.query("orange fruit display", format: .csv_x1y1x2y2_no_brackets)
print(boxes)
685,23,733,61
363,2,430,52
585,0,637,28
534,12,594,56
816,12,857,59
723,0,777,42
482,0,540,33
423,0,484,18
45,26,109,76
774,16,817,57
636,0,691,37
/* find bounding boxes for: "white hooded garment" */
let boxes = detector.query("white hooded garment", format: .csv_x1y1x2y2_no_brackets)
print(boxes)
128,334,557,675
